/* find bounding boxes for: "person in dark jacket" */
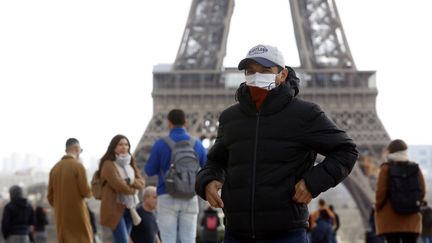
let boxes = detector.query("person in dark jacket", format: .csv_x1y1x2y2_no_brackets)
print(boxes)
1,185,34,243
311,209,333,243
421,201,432,243
310,199,335,230
329,205,340,243
200,205,221,243
366,207,384,243
87,203,98,243
195,44,358,242
131,186,160,243
34,205,48,243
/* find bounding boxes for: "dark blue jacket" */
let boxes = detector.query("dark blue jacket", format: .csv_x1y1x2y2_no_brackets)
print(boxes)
145,127,207,195
131,206,159,243
1,198,34,239
311,218,333,243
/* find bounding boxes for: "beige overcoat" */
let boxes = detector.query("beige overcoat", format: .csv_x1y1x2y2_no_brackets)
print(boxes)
47,155,93,243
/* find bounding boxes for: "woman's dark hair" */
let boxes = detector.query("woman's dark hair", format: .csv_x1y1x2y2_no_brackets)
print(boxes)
98,134,137,172
35,206,48,227
387,139,408,154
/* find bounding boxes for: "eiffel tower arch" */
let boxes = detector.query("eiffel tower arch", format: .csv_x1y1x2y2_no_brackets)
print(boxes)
135,0,390,228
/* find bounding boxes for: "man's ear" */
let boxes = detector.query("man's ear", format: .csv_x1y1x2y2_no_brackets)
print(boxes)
280,68,289,81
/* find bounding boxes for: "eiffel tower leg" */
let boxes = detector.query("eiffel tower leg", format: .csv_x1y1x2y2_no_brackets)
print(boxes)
135,0,391,238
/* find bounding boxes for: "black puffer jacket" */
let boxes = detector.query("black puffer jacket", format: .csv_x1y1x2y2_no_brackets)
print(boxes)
195,83,358,239
1,198,34,239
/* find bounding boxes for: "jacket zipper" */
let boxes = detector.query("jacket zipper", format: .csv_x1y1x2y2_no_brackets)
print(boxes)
251,111,260,239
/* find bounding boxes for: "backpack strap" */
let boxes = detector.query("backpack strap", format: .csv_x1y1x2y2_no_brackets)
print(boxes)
188,137,196,148
386,161,419,170
162,136,176,151
162,136,196,149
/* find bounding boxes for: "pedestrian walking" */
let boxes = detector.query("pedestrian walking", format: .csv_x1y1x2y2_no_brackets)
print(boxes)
311,209,333,243
310,199,335,230
366,207,384,243
1,185,34,243
200,205,220,243
421,201,432,243
145,109,207,243
34,205,48,243
87,204,98,243
375,139,426,243
47,138,93,243
329,205,340,243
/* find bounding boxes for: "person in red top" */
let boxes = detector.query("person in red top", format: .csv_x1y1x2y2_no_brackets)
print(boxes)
200,204,221,243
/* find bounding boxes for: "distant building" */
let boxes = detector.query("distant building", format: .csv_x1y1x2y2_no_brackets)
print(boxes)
408,145,432,202
408,145,432,177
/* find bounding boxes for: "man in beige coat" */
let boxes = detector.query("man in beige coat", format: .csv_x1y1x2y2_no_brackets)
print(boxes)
47,138,93,243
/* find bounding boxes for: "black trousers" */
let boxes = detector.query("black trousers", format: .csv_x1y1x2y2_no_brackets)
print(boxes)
384,232,418,243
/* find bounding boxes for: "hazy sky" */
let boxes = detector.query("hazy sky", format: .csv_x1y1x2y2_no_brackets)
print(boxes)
1,0,431,171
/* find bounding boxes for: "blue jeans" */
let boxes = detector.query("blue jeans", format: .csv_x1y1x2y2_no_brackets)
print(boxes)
6,235,30,243
423,236,432,243
223,229,308,243
332,232,337,243
156,194,199,243
112,208,133,243
34,231,48,243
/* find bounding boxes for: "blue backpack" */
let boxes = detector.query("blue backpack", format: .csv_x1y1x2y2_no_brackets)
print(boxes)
163,137,200,198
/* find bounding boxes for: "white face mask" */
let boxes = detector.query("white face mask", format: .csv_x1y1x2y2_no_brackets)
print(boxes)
245,73,277,90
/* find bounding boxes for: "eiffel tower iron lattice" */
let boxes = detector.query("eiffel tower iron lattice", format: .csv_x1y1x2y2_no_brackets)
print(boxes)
135,0,390,228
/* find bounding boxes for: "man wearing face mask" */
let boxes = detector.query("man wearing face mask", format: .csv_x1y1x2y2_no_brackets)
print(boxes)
195,44,358,242
47,138,94,243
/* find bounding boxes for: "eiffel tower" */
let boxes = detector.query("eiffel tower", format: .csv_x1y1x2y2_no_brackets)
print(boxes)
135,0,390,227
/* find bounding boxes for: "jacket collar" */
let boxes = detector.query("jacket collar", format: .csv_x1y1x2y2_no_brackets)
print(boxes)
62,154,76,160
169,127,186,135
387,150,409,162
235,82,294,116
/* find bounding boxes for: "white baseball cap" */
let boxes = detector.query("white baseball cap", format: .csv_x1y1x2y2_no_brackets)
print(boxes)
238,44,285,70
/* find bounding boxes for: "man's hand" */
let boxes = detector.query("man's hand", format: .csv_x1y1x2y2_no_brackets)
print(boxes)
292,179,312,204
205,180,224,208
